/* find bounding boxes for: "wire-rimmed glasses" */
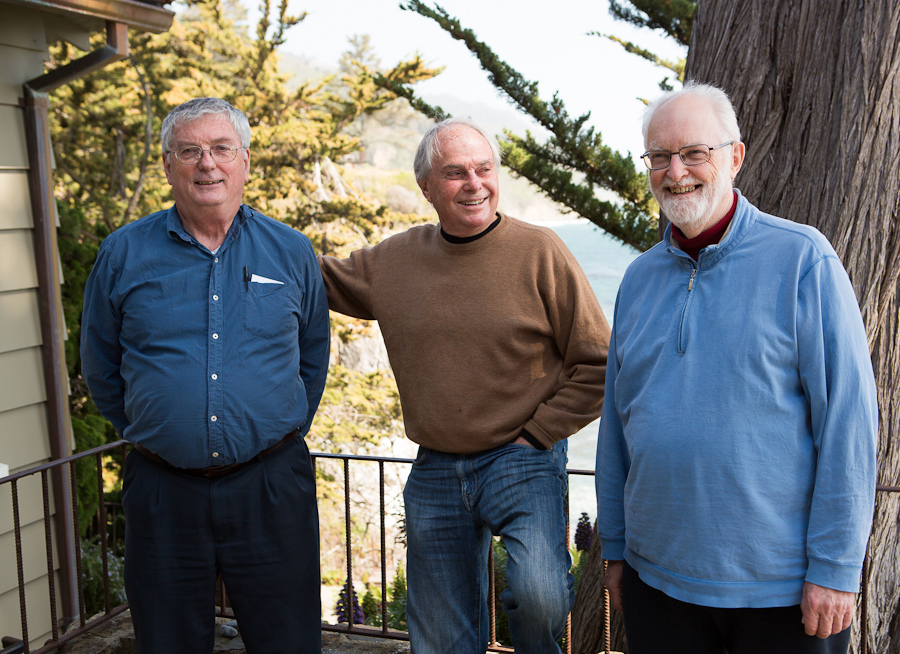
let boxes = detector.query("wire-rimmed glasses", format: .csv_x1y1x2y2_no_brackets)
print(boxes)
641,142,735,170
167,144,243,165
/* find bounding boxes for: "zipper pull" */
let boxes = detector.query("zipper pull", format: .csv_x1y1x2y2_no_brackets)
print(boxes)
688,268,697,291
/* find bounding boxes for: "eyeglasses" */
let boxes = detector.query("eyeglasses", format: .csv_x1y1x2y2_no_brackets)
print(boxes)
641,142,735,170
167,144,243,165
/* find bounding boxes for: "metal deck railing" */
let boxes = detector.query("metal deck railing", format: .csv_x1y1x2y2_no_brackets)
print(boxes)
1,440,897,653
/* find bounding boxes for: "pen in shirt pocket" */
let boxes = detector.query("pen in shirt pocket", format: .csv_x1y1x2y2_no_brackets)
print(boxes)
244,265,249,291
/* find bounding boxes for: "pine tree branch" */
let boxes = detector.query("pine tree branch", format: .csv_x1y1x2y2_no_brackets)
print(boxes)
504,139,655,251
398,1,648,204
608,0,697,47
371,76,450,123
595,34,685,80
502,131,653,211
400,1,590,139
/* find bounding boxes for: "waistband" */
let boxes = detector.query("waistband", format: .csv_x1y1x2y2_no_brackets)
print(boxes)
133,428,299,479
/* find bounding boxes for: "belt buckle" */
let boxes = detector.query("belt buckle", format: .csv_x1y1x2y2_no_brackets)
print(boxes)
201,465,234,478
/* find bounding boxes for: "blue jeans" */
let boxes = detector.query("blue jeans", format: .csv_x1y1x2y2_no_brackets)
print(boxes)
403,440,574,654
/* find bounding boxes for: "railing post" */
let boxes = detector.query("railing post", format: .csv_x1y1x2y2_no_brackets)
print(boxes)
95,453,110,614
68,461,86,628
379,461,388,632
11,480,30,652
488,541,497,648
343,458,356,628
39,471,59,645
565,492,571,654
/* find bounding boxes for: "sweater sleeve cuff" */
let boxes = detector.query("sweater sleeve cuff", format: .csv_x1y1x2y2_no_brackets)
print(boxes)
805,557,863,593
519,428,548,450
599,538,626,561
522,421,556,450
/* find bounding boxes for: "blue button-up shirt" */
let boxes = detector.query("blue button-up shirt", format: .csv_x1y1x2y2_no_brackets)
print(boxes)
81,204,330,468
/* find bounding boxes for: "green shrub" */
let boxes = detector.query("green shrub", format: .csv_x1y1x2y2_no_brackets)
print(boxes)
361,587,382,626
80,537,126,617
386,563,407,631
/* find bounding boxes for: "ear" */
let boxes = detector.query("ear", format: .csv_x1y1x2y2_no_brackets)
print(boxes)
241,148,250,184
419,178,432,203
730,141,746,179
163,152,174,186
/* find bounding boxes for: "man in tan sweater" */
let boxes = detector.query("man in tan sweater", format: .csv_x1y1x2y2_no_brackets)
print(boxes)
319,118,610,654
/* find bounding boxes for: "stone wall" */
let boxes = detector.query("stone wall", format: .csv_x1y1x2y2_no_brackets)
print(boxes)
66,611,411,654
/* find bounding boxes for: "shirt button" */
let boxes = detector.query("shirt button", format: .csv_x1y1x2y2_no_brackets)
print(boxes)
211,374,218,380
210,415,217,422
215,257,219,263
213,295,219,301
212,452,219,458
212,333,219,340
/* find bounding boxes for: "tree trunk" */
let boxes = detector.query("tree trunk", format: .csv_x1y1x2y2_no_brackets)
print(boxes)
685,2,900,651
571,529,628,654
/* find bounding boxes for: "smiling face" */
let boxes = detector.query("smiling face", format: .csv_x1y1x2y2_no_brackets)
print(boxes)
418,125,500,238
646,94,745,238
163,113,250,223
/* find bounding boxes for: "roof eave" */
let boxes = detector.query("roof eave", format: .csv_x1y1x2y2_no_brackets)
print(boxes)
6,0,173,33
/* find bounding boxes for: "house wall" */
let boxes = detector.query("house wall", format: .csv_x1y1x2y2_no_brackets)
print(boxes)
0,5,64,647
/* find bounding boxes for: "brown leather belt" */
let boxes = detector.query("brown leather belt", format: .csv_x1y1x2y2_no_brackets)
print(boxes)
133,428,299,479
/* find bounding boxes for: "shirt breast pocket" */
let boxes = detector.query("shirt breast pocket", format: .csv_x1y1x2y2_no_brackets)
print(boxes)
242,283,300,338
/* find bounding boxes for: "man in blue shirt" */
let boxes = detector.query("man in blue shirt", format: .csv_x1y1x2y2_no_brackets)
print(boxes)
81,97,330,654
596,82,878,653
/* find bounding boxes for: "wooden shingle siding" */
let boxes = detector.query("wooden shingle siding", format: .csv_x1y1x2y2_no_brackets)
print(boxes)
0,172,36,229
0,230,39,293
0,44,46,106
0,404,51,471
0,516,60,591
0,576,56,649
0,105,29,169
0,4,47,52
0,348,46,414
0,291,42,354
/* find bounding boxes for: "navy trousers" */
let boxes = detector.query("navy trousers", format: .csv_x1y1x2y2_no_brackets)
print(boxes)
122,437,321,654
621,562,852,654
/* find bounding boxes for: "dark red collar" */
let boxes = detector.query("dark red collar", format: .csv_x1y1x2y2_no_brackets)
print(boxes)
671,192,738,261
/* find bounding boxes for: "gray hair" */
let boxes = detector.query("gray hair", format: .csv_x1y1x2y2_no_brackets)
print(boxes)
161,97,252,152
414,117,502,184
642,80,741,146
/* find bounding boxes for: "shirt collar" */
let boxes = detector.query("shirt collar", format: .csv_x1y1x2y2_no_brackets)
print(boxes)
166,204,251,250
670,192,738,258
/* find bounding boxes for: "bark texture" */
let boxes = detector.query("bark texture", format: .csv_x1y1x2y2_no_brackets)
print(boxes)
686,2,900,652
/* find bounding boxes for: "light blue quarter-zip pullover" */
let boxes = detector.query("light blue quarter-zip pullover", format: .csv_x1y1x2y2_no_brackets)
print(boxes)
597,190,878,608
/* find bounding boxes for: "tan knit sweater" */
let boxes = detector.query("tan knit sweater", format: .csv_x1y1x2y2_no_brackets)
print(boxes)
319,214,610,454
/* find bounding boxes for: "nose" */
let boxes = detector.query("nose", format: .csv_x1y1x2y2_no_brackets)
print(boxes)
666,154,691,180
197,149,217,170
462,169,482,190
666,152,696,181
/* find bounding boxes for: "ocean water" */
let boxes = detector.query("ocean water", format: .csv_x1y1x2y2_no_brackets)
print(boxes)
544,220,640,530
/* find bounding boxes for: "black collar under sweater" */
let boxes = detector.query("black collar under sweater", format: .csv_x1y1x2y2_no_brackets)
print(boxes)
440,214,502,243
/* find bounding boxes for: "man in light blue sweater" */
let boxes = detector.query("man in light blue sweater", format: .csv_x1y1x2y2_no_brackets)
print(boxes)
596,81,878,653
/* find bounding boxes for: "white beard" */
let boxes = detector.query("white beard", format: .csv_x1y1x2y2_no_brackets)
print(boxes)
655,168,733,235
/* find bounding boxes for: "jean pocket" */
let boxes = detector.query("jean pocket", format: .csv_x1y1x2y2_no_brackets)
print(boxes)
412,446,431,467
242,283,300,338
